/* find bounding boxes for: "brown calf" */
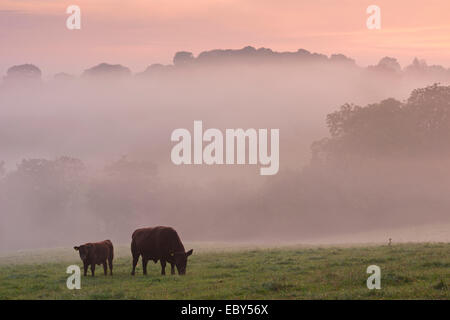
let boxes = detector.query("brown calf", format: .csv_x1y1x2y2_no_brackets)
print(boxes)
74,240,114,276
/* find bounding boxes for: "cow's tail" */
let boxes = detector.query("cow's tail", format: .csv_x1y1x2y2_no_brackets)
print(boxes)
131,237,138,258
105,239,114,260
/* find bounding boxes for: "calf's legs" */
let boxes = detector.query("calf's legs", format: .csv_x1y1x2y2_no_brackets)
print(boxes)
83,262,88,276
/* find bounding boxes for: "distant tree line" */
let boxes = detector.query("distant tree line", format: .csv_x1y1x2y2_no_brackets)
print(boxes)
1,84,450,250
2,46,450,86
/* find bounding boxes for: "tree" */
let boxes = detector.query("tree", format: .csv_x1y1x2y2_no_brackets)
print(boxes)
405,84,450,150
313,84,450,160
404,58,428,75
173,51,194,67
82,63,131,78
3,64,42,86
368,57,401,73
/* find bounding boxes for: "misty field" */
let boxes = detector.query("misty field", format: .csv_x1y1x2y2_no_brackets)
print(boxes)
0,243,448,299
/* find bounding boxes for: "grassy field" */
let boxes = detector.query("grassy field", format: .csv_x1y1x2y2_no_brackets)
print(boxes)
0,242,448,299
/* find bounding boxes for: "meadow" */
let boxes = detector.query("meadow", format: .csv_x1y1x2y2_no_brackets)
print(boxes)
0,242,448,299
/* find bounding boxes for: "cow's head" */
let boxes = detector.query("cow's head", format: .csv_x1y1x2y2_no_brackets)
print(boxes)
172,249,193,275
74,243,93,261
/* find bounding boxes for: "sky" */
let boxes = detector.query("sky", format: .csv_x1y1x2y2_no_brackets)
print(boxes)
1,0,450,76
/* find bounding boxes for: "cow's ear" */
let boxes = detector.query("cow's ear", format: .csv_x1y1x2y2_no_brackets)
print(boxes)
186,249,193,257
74,246,79,251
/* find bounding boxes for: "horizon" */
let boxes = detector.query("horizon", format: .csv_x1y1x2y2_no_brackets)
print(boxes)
1,0,450,76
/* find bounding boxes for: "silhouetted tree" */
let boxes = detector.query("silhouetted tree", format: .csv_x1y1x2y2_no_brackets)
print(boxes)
135,64,174,78
3,64,42,86
329,54,356,66
173,51,194,66
82,63,131,78
313,84,450,160
368,57,401,74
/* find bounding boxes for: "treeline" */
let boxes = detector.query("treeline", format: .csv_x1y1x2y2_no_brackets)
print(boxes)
258,84,450,237
312,84,450,160
2,47,450,85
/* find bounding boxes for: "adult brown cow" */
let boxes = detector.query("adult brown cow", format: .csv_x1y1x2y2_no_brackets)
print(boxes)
131,226,193,276
74,240,114,276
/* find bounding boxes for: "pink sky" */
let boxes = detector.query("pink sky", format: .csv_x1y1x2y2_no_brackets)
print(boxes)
1,0,450,76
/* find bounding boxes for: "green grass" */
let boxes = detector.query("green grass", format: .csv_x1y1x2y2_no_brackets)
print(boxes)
0,243,448,299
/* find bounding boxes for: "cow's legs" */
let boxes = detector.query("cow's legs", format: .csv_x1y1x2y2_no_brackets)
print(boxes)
131,240,139,276
83,262,88,276
90,263,96,277
170,263,175,275
160,260,166,275
108,258,113,276
131,254,139,276
142,256,149,275
103,262,107,275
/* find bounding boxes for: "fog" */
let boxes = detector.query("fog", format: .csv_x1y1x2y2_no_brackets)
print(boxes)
1,47,449,251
